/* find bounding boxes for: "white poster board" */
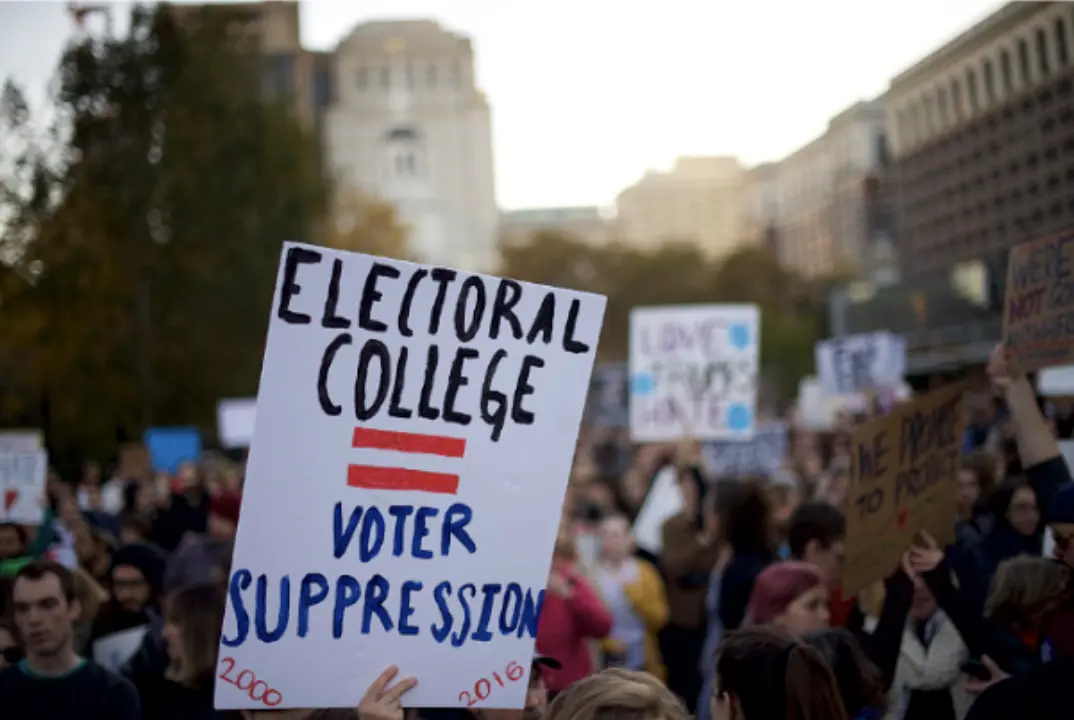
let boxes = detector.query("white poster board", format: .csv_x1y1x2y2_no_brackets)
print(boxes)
1038,365,1074,396
631,466,683,555
702,421,788,479
629,304,759,442
92,624,150,672
815,332,906,396
217,243,605,710
217,398,258,449
0,431,43,453
0,450,47,525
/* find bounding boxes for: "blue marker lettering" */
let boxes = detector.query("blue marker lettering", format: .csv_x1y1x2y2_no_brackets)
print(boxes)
333,503,362,559
517,588,544,638
498,582,523,635
359,507,386,562
222,569,253,647
430,580,453,643
472,583,503,642
442,503,476,555
362,574,394,634
450,583,477,648
255,574,290,643
298,573,329,637
388,505,415,556
412,506,438,559
333,575,361,638
399,580,423,636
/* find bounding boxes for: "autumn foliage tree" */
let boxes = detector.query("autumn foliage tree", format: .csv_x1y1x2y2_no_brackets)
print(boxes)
498,232,828,401
0,5,332,463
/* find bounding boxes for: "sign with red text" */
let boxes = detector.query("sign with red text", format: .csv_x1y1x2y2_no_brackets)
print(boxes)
216,243,606,710
629,304,759,442
0,450,47,525
1002,230,1074,372
842,382,967,596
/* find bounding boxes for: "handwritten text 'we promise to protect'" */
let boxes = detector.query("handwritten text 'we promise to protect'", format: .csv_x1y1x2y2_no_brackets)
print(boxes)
277,248,598,442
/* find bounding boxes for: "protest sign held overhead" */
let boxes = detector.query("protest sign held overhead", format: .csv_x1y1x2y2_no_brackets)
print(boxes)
815,332,906,396
1002,230,1074,371
841,381,967,596
629,304,759,442
216,243,606,710
0,449,47,525
702,422,788,479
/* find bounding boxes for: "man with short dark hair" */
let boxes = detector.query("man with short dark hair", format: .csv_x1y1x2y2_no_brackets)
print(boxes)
0,559,140,719
786,502,851,625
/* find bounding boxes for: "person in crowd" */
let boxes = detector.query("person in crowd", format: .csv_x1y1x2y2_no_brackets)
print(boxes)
765,474,799,558
163,490,241,593
87,542,166,665
718,482,777,633
869,552,970,720
132,581,231,718
0,496,58,576
956,453,997,532
0,559,140,718
785,502,850,625
152,462,211,552
535,524,612,698
711,626,849,720
804,628,886,720
744,561,829,634
73,523,116,586
594,512,669,677
544,667,689,720
962,649,1074,720
659,462,720,711
909,532,1067,677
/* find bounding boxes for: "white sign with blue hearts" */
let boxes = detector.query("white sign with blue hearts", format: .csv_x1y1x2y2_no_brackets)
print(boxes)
629,304,759,442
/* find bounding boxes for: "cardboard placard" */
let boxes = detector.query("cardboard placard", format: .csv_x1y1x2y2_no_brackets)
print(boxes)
1002,230,1074,372
842,382,967,596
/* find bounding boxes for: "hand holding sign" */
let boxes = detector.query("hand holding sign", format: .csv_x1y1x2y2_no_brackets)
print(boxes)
987,344,1019,391
358,665,417,720
907,531,945,575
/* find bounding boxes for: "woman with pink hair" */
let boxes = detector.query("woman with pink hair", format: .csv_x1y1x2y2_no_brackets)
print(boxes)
744,561,831,636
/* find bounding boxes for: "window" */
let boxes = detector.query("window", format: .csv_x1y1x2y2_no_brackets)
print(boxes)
967,68,979,111
263,53,294,99
1019,38,1031,84
1037,28,1050,76
1000,49,1013,92
951,78,963,119
1057,19,1070,66
357,66,368,90
983,59,996,103
380,66,391,89
937,86,949,124
426,63,437,88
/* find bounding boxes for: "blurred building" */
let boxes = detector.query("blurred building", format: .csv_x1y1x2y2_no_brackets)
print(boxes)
499,207,611,248
168,1,328,131
838,2,1074,374
744,100,893,279
324,20,498,271
614,157,748,259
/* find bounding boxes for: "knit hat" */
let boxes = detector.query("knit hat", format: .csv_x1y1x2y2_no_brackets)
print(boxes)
1048,483,1074,524
111,542,167,599
210,491,242,524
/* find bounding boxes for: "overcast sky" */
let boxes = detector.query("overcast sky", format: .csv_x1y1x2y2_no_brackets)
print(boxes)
0,0,1009,209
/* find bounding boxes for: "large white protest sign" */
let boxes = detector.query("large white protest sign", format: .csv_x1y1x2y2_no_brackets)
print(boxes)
217,397,257,449
631,465,683,555
217,243,605,710
815,332,906,396
0,431,42,453
702,422,788,479
0,450,47,525
629,305,759,442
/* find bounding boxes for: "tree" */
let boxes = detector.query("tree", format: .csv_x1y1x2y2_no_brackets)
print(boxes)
498,233,828,402
324,190,411,260
0,5,329,465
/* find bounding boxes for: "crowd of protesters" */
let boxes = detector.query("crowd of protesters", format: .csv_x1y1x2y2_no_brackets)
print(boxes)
1,342,1073,720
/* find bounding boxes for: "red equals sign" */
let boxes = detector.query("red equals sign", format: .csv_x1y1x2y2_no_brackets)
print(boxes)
347,427,467,496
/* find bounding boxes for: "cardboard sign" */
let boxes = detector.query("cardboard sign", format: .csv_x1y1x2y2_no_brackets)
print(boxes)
216,243,605,710
815,332,906,396
842,382,967,596
1002,230,1074,372
0,450,47,525
629,304,759,442
702,422,788,479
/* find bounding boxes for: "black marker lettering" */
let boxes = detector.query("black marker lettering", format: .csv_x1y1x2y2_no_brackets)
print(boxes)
317,333,352,416
399,269,427,338
428,268,458,335
489,279,524,340
321,258,351,329
526,292,555,344
358,262,401,333
354,339,391,420
444,348,478,426
278,246,322,324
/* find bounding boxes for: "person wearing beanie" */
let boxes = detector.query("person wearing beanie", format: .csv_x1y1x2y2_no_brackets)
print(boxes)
162,491,241,595
1037,483,1074,663
87,543,167,670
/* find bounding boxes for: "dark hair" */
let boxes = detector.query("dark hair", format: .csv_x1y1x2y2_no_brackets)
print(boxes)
0,522,27,548
786,503,846,559
722,481,773,555
13,559,77,604
961,452,998,501
803,628,885,717
715,626,848,720
987,478,1039,533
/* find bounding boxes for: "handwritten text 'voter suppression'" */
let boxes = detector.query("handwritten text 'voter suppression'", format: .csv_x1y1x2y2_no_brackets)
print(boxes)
224,247,600,648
